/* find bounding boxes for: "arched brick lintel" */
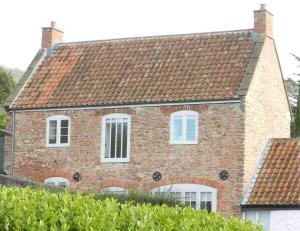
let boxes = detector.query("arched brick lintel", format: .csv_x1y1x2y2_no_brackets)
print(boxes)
145,176,224,191
35,170,72,183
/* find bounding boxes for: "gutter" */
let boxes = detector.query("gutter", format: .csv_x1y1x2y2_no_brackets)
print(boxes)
241,204,300,210
7,98,242,113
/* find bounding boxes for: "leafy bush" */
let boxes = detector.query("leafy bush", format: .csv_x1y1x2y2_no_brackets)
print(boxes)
0,186,261,231
94,190,180,207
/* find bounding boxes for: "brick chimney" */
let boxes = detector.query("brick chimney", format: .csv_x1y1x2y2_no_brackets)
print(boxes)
41,21,64,48
254,4,273,37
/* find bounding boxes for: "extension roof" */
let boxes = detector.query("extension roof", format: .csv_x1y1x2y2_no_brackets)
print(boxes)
245,138,300,207
12,30,256,109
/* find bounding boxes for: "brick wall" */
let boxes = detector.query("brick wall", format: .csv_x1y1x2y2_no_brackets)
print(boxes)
3,112,13,174
243,36,291,188
9,103,244,216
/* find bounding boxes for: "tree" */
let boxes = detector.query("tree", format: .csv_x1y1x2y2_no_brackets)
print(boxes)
291,54,300,137
0,66,16,130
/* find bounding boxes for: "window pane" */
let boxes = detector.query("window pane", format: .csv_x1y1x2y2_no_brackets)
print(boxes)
191,192,196,200
61,127,68,136
49,120,57,144
50,120,57,129
60,136,68,144
186,117,196,141
61,120,68,128
245,211,257,224
116,120,122,158
58,182,67,187
173,117,183,142
206,201,212,212
122,122,128,158
206,192,212,201
105,120,111,158
46,182,55,186
201,192,206,201
200,201,206,210
110,119,116,158
191,201,197,209
185,192,190,200
257,211,270,231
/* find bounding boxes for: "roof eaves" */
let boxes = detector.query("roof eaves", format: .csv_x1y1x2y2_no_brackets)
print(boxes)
4,49,47,110
12,98,242,112
242,137,272,205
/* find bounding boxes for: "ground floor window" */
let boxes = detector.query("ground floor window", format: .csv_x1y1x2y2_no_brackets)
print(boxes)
102,186,128,195
244,210,270,231
44,177,69,187
152,183,217,211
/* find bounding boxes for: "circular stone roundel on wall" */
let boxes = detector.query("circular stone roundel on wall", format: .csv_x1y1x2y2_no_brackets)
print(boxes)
219,170,229,180
152,171,162,181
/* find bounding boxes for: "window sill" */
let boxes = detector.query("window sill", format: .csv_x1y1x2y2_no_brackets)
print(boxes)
169,141,198,145
101,158,130,163
46,144,70,148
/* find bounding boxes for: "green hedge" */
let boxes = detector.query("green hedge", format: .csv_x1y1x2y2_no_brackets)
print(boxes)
94,190,180,207
0,186,261,231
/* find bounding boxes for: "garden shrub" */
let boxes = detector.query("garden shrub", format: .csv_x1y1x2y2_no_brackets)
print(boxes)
0,186,262,231
94,190,180,207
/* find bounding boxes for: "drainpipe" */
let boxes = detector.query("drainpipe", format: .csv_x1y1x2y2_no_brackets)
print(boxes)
9,108,15,176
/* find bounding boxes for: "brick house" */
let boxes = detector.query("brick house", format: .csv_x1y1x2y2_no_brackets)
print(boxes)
3,5,291,216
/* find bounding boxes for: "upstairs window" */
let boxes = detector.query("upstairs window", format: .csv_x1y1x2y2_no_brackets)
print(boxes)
101,113,131,162
44,177,69,187
46,115,71,147
170,111,198,144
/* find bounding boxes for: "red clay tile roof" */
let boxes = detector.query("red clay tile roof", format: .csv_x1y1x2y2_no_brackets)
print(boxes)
15,30,255,109
247,138,300,206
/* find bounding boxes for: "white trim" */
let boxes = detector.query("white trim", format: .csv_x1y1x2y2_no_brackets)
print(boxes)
44,177,69,186
10,50,46,108
13,99,241,112
46,115,71,148
242,136,272,205
101,113,131,163
152,183,217,211
170,110,198,144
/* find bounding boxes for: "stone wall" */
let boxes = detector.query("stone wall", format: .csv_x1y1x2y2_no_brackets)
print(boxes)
9,103,244,216
243,36,291,189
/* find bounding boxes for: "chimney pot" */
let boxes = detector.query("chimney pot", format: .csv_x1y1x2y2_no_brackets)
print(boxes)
50,21,56,28
41,21,64,49
260,4,266,10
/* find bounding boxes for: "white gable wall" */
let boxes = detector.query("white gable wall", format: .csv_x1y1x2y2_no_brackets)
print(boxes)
244,209,300,231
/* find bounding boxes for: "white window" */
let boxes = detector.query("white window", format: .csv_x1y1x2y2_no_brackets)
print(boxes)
101,113,131,162
152,184,217,211
101,187,129,195
170,111,198,144
44,177,69,187
46,115,71,147
244,210,270,231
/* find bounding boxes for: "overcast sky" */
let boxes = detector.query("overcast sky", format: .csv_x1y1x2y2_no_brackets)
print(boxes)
0,0,299,80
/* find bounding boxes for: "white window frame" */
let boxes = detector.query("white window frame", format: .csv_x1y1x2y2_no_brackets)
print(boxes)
101,186,129,195
44,177,69,187
243,210,270,231
46,115,71,147
170,110,198,144
101,113,131,163
151,184,217,211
